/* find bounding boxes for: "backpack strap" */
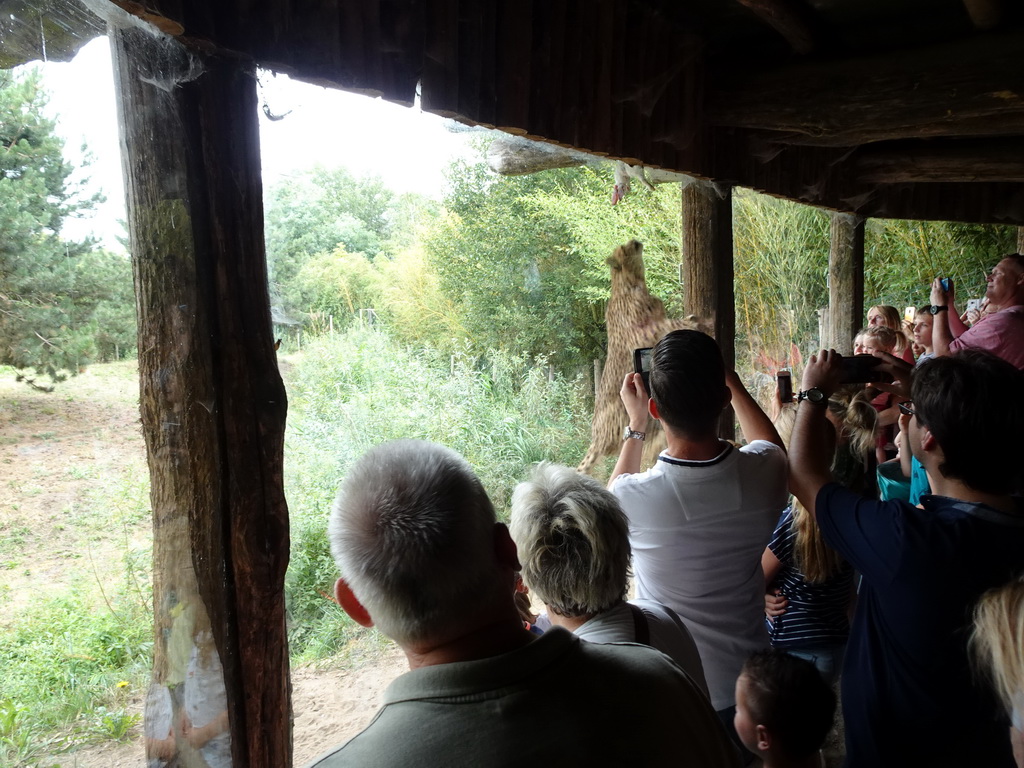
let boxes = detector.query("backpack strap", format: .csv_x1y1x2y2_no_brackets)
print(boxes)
627,602,650,646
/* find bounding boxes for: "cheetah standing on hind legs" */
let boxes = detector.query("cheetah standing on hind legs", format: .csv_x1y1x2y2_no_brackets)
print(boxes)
577,240,697,478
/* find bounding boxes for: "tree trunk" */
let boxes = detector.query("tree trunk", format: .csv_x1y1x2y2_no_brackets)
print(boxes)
827,213,865,355
111,25,291,768
681,177,735,439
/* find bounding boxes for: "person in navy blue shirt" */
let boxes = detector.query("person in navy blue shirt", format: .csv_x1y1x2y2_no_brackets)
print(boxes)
788,349,1024,767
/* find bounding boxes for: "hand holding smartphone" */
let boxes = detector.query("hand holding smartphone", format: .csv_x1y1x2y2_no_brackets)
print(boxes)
839,354,888,384
633,347,652,396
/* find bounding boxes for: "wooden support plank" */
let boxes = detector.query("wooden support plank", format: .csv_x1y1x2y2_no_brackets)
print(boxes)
681,177,735,440
421,0,459,116
459,0,486,122
827,213,865,355
111,26,291,768
1017,226,1024,255
962,0,1002,29
617,6,646,162
494,0,531,132
556,1,582,148
734,0,824,55
526,0,559,140
578,2,605,152
709,31,1024,147
476,0,499,126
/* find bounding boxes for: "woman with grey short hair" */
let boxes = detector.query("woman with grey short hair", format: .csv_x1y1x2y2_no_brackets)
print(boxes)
510,462,708,695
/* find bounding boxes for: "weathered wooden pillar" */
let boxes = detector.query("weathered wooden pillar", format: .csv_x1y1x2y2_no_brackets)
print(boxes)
681,177,735,439
111,25,291,768
1016,226,1024,255
827,213,865,355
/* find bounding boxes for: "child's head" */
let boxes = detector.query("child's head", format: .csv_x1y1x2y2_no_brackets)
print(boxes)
853,325,900,356
734,650,836,764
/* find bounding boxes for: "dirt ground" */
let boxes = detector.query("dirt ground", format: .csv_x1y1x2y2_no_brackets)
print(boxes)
0,365,149,617
0,362,404,766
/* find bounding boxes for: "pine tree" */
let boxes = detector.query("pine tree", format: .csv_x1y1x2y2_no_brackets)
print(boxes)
0,67,103,384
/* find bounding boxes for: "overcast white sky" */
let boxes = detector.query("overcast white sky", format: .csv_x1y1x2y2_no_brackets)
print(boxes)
31,36,479,251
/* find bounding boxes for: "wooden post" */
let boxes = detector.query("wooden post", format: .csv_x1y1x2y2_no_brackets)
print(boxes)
1017,226,1024,255
681,177,735,439
827,213,865,355
111,26,291,768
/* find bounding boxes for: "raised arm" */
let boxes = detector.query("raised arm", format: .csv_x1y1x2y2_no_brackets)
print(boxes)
930,277,967,356
727,371,785,449
788,350,843,515
607,372,651,487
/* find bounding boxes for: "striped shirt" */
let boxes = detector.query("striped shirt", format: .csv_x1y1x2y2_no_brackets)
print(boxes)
765,507,852,649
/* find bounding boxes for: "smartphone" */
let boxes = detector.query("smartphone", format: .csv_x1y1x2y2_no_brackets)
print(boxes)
839,354,888,384
903,306,916,324
940,277,952,292
777,370,793,405
633,347,653,395
967,298,982,313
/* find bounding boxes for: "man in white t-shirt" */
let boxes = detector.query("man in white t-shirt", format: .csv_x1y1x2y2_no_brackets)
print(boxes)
608,330,788,738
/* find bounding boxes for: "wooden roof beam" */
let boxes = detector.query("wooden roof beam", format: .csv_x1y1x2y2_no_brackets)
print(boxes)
709,30,1024,147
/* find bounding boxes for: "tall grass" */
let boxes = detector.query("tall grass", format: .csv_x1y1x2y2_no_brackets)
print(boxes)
283,327,593,660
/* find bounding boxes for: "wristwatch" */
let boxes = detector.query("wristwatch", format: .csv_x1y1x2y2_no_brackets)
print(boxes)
928,305,949,315
623,425,646,441
797,387,828,405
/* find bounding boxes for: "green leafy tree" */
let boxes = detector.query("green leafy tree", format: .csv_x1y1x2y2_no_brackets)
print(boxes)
286,247,382,329
426,159,563,362
0,67,104,384
424,153,626,370
263,166,396,311
69,249,137,362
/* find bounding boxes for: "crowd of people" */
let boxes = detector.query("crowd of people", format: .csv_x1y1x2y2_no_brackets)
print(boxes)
300,253,1024,768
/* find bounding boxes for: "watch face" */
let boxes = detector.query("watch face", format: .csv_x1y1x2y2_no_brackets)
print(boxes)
809,389,826,403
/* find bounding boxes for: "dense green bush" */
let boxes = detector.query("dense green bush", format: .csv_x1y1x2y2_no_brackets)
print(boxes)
0,586,151,764
283,327,593,660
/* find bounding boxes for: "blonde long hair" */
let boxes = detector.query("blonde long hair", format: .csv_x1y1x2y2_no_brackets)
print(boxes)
775,388,877,583
865,306,911,354
971,573,1024,720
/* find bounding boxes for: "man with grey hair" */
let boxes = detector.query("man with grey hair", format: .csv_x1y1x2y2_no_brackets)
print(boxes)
510,461,708,695
306,439,740,767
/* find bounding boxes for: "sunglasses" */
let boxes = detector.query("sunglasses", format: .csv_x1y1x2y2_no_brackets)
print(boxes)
898,402,916,418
